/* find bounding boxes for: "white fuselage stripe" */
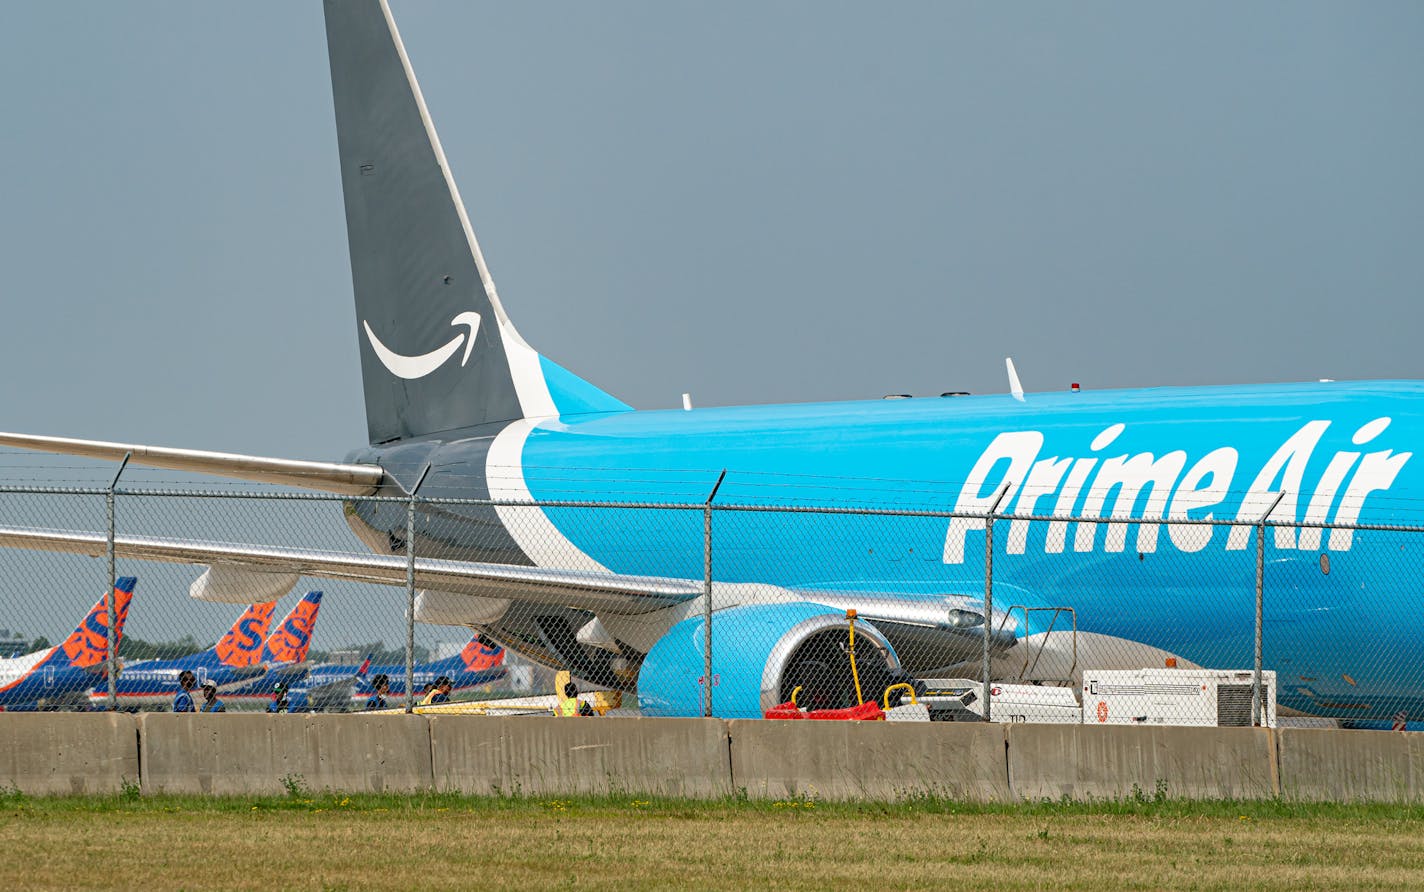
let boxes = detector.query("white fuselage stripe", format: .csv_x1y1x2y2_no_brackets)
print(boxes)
500,321,557,419
486,419,608,573
0,649,51,691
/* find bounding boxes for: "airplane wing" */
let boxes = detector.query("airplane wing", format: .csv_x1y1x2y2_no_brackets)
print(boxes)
266,662,314,681
0,523,1013,646
299,673,359,701
0,525,701,615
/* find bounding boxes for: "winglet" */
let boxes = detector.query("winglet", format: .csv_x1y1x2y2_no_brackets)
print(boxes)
1006,357,1025,402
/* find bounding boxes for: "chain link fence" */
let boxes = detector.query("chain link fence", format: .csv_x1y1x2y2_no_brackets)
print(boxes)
1,480,1420,730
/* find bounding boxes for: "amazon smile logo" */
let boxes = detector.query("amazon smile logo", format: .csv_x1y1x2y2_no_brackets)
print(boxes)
363,311,481,380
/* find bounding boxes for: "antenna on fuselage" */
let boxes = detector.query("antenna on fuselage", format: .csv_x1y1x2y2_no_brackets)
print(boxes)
1005,357,1025,402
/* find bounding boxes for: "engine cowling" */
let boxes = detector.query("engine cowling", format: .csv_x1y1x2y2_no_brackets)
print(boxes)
637,602,902,718
189,565,299,604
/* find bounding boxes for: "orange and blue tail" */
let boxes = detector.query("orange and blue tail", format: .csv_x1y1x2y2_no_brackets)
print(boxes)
54,577,136,670
212,602,276,668
460,636,505,673
260,591,322,665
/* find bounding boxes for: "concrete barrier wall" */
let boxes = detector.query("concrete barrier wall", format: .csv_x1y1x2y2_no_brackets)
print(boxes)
1006,724,1277,801
0,713,139,795
430,716,732,798
728,720,1010,801
1277,728,1423,803
10,713,1424,802
139,714,433,795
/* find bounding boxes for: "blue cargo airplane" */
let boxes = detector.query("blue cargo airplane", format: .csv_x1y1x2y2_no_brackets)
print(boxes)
0,579,135,711
87,600,276,708
0,1,1421,722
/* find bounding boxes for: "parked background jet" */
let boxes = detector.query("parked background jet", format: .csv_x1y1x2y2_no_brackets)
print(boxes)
219,592,325,708
293,634,507,711
1,2,1423,724
0,578,135,711
87,600,275,708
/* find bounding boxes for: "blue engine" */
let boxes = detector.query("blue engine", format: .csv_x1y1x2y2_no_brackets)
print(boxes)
637,602,902,718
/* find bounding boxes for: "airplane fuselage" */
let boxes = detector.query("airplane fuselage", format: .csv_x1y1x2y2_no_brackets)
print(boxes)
345,380,1424,721
0,650,105,709
89,660,267,707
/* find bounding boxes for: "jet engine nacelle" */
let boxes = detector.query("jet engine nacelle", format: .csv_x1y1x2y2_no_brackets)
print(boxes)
189,564,299,604
637,601,902,718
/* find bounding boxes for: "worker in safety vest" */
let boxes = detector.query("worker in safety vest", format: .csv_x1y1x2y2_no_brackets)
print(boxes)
420,676,452,706
556,680,595,717
557,681,579,716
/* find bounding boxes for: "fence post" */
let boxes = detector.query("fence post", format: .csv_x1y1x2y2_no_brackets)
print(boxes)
104,453,131,712
703,470,727,718
404,466,432,714
982,483,1011,723
1254,491,1286,727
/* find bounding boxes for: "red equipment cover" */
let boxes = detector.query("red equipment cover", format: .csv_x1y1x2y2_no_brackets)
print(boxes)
763,700,885,721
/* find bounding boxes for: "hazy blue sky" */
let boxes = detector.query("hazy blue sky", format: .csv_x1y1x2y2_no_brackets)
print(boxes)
1,2,1422,643
3,1,1422,464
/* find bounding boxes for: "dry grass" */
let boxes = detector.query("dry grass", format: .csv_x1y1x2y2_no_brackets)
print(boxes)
5,793,1424,891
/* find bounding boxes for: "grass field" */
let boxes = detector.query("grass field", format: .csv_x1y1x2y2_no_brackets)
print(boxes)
4,789,1423,891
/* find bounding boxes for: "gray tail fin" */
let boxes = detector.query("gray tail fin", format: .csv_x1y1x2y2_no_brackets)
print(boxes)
323,1,628,444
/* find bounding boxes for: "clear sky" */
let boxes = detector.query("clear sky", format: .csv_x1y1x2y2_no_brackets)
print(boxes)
1,2,1422,644
3,1,1422,463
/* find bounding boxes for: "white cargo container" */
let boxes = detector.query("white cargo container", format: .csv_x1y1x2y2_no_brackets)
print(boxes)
1081,668,1277,728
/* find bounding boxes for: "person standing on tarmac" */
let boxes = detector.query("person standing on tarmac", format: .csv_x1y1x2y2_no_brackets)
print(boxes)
422,676,452,705
198,679,226,713
173,670,197,713
266,682,290,714
557,681,596,717
365,674,389,711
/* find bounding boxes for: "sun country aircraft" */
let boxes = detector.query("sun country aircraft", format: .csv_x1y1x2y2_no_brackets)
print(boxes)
265,634,506,712
347,635,506,709
219,592,325,707
0,579,135,711
86,600,276,708
2,1,1423,722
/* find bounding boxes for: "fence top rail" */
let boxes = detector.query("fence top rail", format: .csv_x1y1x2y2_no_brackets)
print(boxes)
4,483,1424,535
0,485,111,497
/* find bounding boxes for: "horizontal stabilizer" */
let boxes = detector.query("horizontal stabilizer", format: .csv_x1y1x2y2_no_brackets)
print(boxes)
0,432,384,495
